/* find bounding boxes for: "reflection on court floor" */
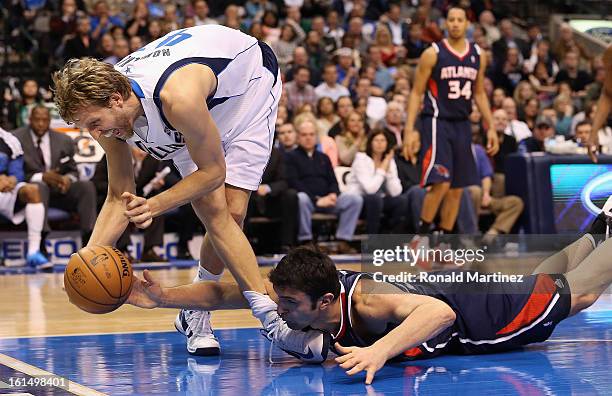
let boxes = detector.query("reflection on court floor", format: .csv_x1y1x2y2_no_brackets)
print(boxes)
0,308,610,395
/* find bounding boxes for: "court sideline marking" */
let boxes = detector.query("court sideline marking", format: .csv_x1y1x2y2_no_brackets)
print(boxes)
0,353,106,396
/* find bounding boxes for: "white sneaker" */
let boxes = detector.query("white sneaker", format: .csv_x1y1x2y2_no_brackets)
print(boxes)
175,309,220,356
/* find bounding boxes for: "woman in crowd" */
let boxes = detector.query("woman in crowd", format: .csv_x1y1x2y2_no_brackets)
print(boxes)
345,130,405,234
336,110,367,166
316,97,340,135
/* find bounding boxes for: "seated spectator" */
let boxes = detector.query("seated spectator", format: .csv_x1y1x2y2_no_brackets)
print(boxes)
247,146,298,252
493,19,530,63
7,79,43,130
513,81,536,114
554,51,593,98
128,35,143,52
335,47,358,90
284,65,317,113
0,128,50,269
276,123,298,154
528,61,558,106
346,130,405,234
286,47,321,86
285,120,363,253
294,112,338,167
335,110,367,166
373,24,401,67
502,98,532,142
103,37,129,65
261,10,281,43
585,66,605,104
367,46,394,92
381,101,404,148
494,47,526,95
145,19,163,42
384,3,409,47
552,94,574,137
96,33,115,60
325,10,344,49
488,109,518,195
478,10,500,46
193,0,218,26
412,5,443,43
316,97,340,136
465,142,524,238
521,97,540,131
328,96,354,138
12,105,96,246
90,0,124,41
310,15,336,54
272,21,306,72
524,39,559,76
404,23,427,65
519,115,555,153
491,88,506,110
315,63,350,102
352,77,387,126
92,147,168,262
126,1,150,37
63,16,99,62
573,120,592,146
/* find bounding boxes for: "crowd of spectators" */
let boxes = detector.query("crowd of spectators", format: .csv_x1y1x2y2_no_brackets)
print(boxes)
1,0,610,261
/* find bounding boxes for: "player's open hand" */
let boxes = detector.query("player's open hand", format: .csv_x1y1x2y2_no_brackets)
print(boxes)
126,270,163,309
335,343,386,385
122,192,153,229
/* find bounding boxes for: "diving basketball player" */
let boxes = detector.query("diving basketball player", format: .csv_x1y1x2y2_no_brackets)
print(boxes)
126,196,612,384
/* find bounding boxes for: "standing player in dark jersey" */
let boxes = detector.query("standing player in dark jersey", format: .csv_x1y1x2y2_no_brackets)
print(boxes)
125,203,612,384
403,7,499,237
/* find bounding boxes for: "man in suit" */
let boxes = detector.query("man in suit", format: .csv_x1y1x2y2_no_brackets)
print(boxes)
12,105,96,246
492,19,530,65
247,146,298,252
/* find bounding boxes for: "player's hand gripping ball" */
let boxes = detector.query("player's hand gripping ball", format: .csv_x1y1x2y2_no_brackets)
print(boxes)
64,246,133,314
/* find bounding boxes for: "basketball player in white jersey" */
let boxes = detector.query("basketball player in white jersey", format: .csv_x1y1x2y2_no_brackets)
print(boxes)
53,25,321,358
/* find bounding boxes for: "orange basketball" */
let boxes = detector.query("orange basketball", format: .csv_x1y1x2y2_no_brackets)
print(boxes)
64,245,133,314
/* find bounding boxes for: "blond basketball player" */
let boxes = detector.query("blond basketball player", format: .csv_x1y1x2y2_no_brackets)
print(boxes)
52,25,322,357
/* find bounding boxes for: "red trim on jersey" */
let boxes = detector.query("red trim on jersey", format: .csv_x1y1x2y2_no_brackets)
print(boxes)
403,347,423,358
443,39,470,61
496,275,556,336
334,291,348,341
420,147,433,187
428,78,438,98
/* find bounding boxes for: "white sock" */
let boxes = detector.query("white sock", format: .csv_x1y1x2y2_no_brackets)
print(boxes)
25,203,44,256
193,263,224,283
243,291,278,326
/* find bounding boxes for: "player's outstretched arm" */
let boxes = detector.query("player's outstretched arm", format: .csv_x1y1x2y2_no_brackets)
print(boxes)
146,64,226,218
588,45,612,162
473,51,499,156
88,137,136,246
335,280,456,384
403,47,436,158
127,269,278,310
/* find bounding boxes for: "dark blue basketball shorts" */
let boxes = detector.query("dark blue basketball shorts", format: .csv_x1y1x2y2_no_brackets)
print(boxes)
419,116,479,188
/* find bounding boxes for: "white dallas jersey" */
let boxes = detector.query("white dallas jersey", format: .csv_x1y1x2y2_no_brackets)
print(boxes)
114,25,265,160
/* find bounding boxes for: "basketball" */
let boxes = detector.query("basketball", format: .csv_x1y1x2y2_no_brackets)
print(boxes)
64,246,133,314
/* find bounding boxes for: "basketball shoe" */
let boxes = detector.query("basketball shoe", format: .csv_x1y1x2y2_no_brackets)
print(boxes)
175,309,220,356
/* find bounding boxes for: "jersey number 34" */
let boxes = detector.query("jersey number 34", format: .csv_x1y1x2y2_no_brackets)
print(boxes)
448,80,472,100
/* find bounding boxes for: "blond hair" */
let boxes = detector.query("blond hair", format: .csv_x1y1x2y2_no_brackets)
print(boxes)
52,57,131,123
